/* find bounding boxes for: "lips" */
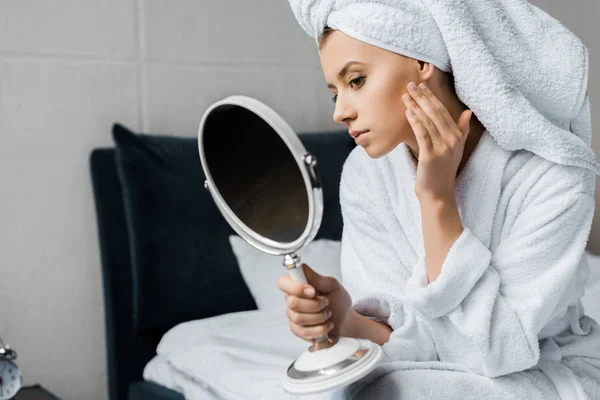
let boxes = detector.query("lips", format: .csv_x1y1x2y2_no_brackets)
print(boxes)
349,130,369,139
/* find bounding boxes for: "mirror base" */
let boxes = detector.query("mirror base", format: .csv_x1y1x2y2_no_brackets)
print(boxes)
283,337,382,395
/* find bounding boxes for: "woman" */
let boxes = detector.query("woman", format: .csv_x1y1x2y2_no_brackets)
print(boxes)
277,25,600,399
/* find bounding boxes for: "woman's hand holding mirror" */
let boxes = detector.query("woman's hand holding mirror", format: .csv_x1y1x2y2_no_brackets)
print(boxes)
277,264,353,343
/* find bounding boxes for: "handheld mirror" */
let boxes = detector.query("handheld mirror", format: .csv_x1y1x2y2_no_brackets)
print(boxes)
197,95,381,396
198,95,322,273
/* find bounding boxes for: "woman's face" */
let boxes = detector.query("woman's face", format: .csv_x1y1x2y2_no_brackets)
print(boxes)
320,30,430,159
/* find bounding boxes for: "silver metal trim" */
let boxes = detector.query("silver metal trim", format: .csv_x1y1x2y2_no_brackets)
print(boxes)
286,344,376,380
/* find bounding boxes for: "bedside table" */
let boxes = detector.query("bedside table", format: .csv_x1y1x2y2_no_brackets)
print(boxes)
14,384,61,400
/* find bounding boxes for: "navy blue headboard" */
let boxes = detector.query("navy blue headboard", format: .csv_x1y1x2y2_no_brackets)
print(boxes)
89,129,355,400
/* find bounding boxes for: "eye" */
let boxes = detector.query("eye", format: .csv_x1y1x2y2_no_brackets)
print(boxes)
350,76,365,87
331,76,366,103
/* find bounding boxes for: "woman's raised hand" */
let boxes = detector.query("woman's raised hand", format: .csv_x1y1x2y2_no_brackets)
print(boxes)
402,81,473,200
277,264,353,342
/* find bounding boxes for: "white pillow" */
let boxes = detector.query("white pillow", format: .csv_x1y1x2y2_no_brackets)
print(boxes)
228,235,342,311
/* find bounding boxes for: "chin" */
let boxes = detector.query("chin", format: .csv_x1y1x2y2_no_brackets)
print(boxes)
360,132,404,159
362,144,391,159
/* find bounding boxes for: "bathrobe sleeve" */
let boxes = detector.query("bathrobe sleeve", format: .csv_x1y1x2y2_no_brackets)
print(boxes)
340,156,595,377
340,211,440,363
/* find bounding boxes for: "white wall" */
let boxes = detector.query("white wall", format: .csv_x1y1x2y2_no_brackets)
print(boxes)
0,1,598,399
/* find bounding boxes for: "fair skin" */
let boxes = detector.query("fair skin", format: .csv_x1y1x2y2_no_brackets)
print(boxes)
277,30,486,346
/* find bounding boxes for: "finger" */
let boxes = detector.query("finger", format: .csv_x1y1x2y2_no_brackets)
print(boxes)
415,83,458,138
286,307,332,326
406,107,433,154
404,95,442,149
286,294,329,313
407,83,444,145
302,264,339,293
290,320,335,341
277,274,316,299
458,110,473,137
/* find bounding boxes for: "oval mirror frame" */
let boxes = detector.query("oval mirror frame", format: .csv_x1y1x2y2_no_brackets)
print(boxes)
197,95,323,256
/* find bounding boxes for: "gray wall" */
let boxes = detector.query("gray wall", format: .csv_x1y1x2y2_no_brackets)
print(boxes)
0,1,598,399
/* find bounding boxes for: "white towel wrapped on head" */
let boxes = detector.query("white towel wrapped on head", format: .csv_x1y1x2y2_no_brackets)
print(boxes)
288,0,600,175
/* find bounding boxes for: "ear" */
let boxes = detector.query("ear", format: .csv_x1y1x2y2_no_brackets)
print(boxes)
418,61,436,82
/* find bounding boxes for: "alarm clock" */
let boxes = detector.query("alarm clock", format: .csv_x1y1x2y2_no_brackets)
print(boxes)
0,337,21,400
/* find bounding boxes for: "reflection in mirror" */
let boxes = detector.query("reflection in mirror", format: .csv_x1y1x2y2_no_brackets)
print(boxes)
203,104,309,243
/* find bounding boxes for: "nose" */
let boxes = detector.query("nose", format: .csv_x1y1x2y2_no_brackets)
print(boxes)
332,95,356,124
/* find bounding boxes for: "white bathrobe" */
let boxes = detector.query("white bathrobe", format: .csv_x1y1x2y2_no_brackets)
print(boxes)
337,129,600,399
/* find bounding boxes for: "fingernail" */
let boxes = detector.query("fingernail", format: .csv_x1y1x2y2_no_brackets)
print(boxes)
408,82,418,91
326,309,332,318
323,298,329,307
304,287,315,296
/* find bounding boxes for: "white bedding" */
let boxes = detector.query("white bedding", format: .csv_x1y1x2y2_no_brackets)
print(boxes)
582,252,600,324
144,251,600,400
144,354,227,400
143,308,335,400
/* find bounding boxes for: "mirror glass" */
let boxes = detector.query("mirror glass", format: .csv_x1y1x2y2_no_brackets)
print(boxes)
203,104,309,243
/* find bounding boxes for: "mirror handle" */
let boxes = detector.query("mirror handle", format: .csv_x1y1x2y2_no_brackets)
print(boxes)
284,253,332,348
288,266,308,284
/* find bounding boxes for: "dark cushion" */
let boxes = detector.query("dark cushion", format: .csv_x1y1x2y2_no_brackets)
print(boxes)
128,381,185,400
113,123,257,333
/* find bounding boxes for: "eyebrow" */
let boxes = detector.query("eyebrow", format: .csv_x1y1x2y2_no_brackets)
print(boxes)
326,61,368,89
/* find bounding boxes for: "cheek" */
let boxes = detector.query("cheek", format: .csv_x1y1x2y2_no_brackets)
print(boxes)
365,78,411,134
381,100,409,132
379,88,406,121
